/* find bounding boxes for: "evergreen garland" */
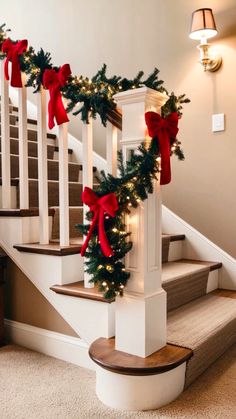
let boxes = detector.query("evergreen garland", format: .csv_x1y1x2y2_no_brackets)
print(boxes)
78,131,185,300
0,24,190,126
0,24,190,298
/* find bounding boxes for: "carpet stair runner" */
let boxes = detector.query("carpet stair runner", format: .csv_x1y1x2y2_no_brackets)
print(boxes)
1,106,236,392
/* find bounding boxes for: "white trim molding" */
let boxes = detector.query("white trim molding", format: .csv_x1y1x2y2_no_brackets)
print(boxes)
162,205,236,290
4,319,94,370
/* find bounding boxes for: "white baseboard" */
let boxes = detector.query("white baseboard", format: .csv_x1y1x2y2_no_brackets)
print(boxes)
4,319,94,370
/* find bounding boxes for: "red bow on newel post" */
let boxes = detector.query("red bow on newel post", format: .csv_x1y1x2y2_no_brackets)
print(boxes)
145,112,179,185
2,38,28,87
81,187,119,257
43,64,71,129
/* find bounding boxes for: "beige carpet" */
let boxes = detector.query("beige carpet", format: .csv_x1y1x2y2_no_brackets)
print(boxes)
0,344,235,419
167,294,236,387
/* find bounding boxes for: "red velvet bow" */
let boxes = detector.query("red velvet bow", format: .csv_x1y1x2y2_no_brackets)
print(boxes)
145,112,179,185
2,38,28,87
81,187,119,257
43,64,71,129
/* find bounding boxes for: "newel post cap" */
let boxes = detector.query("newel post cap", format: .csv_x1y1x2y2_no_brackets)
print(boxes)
113,87,169,111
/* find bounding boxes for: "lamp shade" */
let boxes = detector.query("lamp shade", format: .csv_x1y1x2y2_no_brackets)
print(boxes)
189,8,217,40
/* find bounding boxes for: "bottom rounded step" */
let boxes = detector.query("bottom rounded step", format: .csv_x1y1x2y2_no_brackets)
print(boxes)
89,337,192,410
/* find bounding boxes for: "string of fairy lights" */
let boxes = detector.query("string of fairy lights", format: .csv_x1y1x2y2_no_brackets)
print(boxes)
0,23,189,298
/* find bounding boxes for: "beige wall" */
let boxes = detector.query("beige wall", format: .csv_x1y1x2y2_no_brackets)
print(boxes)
1,1,236,257
4,259,78,337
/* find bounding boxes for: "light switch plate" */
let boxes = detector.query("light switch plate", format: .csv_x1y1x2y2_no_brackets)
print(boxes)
212,113,225,132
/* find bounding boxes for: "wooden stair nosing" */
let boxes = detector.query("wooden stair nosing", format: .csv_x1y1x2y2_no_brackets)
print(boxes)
212,289,236,299
16,116,37,126
0,208,55,217
176,259,222,272
0,137,56,159
0,124,57,140
50,281,114,303
13,242,82,256
89,337,193,376
168,234,185,242
54,145,73,155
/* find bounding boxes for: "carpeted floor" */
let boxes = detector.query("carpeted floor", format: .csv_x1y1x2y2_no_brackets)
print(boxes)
0,344,235,419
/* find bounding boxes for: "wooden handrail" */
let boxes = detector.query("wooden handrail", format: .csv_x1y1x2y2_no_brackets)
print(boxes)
107,108,122,131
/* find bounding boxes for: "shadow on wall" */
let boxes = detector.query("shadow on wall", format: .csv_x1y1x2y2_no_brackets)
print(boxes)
217,6,236,39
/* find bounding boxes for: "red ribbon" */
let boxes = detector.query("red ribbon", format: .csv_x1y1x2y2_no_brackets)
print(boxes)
43,64,71,130
81,187,119,258
2,38,28,87
145,112,179,185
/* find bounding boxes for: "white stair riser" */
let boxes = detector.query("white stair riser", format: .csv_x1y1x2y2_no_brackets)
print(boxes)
168,240,183,261
0,186,17,209
0,216,115,342
95,362,186,411
163,206,236,290
207,269,219,293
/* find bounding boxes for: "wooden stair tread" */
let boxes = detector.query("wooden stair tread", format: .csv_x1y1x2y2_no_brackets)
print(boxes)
162,233,185,242
51,281,114,303
0,208,55,217
16,116,37,126
14,240,82,256
178,259,222,271
89,337,192,376
212,289,236,299
0,124,56,140
54,145,73,154
162,260,222,283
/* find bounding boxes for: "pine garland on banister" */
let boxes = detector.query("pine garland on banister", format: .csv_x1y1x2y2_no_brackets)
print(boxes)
0,23,190,298
78,110,187,299
0,23,190,127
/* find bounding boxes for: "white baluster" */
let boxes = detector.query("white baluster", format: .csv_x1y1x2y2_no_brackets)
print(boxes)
18,72,29,208
59,122,69,246
82,117,94,288
37,88,49,244
106,122,118,176
1,60,11,208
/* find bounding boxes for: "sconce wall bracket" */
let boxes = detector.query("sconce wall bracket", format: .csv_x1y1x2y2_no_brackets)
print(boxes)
197,43,222,72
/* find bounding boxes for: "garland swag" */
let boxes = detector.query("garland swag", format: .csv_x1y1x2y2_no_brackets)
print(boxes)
0,23,190,127
0,23,190,298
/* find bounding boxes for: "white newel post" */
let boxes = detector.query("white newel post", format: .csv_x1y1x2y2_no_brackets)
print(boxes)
1,60,11,208
18,72,29,209
106,122,118,176
59,122,70,246
114,87,168,358
82,118,94,288
37,88,49,244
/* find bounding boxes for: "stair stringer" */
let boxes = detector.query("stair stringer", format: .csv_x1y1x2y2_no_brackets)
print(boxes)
0,216,115,344
162,205,236,290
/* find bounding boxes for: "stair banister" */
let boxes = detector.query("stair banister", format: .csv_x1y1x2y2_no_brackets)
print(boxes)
82,117,94,288
37,87,49,244
0,60,11,208
58,119,70,246
114,87,168,358
18,72,29,209
106,122,118,176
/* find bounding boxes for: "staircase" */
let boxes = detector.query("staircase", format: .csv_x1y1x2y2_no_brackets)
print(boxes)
0,84,236,411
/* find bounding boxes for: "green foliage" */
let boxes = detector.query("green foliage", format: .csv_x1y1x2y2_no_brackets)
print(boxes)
21,48,53,92
77,134,185,299
0,23,11,60
62,65,166,126
0,22,189,299
0,23,190,128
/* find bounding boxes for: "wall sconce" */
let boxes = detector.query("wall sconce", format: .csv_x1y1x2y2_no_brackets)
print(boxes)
189,8,222,72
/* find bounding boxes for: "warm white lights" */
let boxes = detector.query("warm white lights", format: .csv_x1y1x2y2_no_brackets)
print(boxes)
189,8,222,72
